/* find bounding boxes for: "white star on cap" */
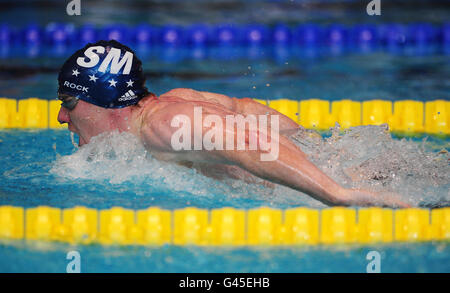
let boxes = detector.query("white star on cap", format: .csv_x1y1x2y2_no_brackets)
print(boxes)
108,79,117,87
89,74,98,82
126,79,134,87
72,69,80,77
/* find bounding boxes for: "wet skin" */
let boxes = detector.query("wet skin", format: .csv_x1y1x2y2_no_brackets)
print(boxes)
57,88,410,207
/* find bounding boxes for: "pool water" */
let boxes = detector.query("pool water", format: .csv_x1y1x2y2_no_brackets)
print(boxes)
0,127,448,210
1,47,449,102
1,0,450,27
0,127,449,272
1,241,449,273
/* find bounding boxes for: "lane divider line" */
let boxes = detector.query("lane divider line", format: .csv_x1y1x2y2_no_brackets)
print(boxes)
0,206,449,246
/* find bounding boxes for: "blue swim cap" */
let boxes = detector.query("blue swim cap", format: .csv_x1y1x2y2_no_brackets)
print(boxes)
58,40,149,108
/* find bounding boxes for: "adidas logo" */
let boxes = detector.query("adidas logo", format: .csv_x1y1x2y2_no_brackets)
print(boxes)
119,90,137,101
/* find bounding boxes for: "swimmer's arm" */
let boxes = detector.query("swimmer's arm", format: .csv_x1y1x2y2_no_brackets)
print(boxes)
142,102,409,207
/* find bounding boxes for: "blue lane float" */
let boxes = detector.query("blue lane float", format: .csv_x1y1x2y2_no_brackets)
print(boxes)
160,25,184,46
0,22,448,47
0,23,448,59
78,24,98,44
185,24,210,46
272,23,292,45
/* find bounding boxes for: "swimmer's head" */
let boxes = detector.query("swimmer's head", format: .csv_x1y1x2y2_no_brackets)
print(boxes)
57,40,149,109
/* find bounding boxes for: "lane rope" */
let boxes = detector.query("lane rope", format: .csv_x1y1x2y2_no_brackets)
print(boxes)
0,98,448,135
0,206,449,246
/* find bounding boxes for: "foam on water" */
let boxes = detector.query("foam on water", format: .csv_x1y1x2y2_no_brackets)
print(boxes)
50,126,449,208
291,124,450,207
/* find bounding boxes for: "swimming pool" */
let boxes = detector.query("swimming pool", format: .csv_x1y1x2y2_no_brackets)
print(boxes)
1,0,449,273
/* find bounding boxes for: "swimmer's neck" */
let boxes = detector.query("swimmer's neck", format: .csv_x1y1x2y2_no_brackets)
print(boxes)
128,93,158,136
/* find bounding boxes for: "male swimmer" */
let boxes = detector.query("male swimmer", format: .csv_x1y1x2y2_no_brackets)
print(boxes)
57,40,409,207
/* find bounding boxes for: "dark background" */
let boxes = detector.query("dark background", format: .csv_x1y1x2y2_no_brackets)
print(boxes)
0,0,448,27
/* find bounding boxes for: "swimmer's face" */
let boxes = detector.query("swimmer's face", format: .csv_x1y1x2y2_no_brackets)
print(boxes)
57,96,117,146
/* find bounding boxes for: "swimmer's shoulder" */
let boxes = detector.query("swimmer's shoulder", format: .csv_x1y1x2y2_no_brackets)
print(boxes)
138,92,182,116
139,95,194,127
139,88,235,127
159,88,234,109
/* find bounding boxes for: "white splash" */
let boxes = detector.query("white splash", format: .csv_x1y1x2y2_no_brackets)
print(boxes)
50,130,276,202
290,124,450,207
50,126,449,208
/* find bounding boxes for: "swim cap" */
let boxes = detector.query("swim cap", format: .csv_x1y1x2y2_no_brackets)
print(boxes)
58,40,148,108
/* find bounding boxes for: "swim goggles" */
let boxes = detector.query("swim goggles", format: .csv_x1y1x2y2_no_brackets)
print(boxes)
58,93,79,111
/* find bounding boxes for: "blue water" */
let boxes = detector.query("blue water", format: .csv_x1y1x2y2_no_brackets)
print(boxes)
1,241,449,273
1,49,449,102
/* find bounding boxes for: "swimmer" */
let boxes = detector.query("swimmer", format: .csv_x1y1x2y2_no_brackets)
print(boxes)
57,40,409,208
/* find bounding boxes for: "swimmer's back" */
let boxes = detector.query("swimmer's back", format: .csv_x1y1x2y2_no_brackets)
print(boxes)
159,88,235,110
